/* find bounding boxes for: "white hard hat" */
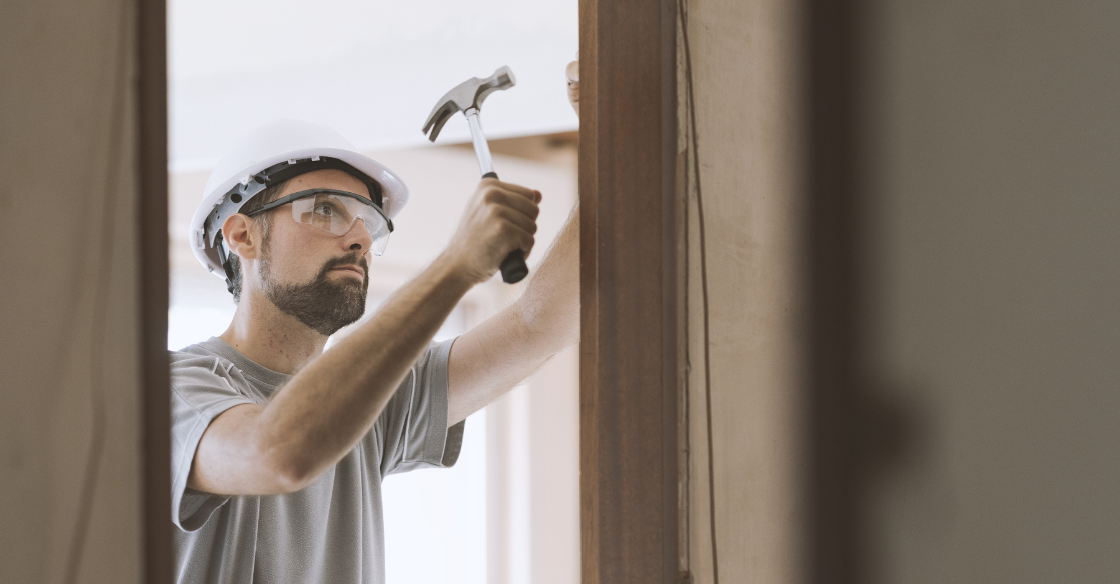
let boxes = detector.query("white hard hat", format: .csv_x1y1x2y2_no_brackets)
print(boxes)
189,119,409,278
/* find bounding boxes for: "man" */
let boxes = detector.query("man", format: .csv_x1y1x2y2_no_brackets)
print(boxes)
170,64,580,583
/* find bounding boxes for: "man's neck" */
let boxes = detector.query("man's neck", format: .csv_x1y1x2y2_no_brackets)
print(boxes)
219,290,328,375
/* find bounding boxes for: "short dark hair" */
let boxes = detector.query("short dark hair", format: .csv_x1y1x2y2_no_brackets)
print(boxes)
227,178,291,304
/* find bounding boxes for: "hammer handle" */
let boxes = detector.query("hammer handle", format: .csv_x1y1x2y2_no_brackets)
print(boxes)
483,170,530,283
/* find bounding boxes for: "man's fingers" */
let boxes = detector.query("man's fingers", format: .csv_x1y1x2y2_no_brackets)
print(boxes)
494,205,538,236
480,178,540,205
471,179,542,266
566,60,579,84
501,190,541,220
505,223,536,258
485,178,539,202
483,185,541,219
566,59,580,115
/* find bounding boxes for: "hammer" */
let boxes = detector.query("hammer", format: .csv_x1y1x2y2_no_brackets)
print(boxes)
422,65,528,284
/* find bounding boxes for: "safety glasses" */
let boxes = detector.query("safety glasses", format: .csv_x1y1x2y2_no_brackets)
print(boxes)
247,189,394,256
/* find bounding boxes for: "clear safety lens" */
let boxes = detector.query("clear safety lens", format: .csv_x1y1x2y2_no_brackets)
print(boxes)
290,193,392,256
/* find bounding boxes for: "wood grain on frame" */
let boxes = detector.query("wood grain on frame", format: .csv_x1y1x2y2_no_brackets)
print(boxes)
579,0,681,582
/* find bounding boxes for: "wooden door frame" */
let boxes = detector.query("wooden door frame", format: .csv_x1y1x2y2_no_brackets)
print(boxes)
577,1,864,581
578,0,682,582
138,0,173,580
805,0,863,581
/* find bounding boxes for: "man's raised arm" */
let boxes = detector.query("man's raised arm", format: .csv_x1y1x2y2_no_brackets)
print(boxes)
187,180,540,496
446,202,579,425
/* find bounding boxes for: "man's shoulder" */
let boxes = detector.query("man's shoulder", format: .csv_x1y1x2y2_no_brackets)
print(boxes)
169,343,231,383
170,341,230,373
167,342,266,415
169,338,288,400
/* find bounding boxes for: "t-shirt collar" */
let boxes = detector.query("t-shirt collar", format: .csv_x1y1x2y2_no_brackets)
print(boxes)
199,336,292,389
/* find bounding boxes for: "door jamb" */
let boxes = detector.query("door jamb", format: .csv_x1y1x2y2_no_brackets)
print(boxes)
578,0,682,581
138,0,172,580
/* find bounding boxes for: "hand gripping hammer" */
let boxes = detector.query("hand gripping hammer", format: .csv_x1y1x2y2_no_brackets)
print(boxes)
422,65,528,284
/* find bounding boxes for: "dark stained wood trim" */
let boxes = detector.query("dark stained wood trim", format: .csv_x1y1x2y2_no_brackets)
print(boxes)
579,0,680,582
137,0,172,580
805,0,864,582
578,0,601,577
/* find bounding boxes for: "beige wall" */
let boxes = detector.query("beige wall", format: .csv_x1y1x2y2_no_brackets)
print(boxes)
681,1,1120,581
681,0,806,582
854,2,1120,582
0,0,144,581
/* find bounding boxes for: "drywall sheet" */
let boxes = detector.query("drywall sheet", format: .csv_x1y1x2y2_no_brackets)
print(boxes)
0,0,144,580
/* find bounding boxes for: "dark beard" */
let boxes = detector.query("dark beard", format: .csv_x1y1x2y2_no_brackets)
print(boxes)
260,250,370,336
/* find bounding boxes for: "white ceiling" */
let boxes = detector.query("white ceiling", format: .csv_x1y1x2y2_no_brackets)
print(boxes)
169,0,579,171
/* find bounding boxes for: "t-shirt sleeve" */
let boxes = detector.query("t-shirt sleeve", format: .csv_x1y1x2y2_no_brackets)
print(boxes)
169,351,256,532
379,337,466,476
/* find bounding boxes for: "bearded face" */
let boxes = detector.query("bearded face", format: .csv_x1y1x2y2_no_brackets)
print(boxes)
258,233,370,336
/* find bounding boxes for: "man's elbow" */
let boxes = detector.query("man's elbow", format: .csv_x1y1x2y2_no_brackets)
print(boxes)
257,441,317,494
512,298,579,357
270,461,314,494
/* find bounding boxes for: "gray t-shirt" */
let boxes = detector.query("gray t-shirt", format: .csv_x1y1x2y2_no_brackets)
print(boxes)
169,337,464,584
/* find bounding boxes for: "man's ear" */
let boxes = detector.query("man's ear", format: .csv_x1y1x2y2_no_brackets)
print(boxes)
222,213,261,261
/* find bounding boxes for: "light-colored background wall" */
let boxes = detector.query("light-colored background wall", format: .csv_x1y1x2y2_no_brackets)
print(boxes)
167,0,578,166
681,0,806,582
0,0,144,581
854,2,1120,582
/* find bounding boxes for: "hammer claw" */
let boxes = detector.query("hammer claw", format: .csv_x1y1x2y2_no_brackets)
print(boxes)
422,101,458,142
421,66,517,142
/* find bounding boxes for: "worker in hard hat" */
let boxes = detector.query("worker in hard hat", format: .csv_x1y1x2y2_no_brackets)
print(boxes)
168,65,581,583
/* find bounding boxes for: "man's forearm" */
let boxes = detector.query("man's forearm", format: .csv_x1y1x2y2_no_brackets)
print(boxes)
447,204,580,425
255,255,473,487
190,177,542,496
515,203,580,352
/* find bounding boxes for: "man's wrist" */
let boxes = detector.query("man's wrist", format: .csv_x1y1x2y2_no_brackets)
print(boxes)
428,252,480,293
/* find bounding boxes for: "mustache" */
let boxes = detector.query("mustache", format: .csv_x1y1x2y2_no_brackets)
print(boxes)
318,253,369,278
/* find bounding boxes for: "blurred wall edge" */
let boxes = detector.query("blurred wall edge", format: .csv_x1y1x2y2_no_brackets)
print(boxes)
680,0,1120,583
0,0,165,581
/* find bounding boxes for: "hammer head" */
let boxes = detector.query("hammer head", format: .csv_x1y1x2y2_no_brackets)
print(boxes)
423,66,516,142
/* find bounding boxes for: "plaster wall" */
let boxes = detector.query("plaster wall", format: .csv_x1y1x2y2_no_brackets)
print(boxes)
0,0,144,581
682,0,806,582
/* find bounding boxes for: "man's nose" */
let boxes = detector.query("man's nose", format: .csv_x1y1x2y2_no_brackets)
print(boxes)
339,216,375,253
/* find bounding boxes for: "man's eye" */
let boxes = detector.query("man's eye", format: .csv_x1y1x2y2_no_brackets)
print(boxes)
313,203,334,216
